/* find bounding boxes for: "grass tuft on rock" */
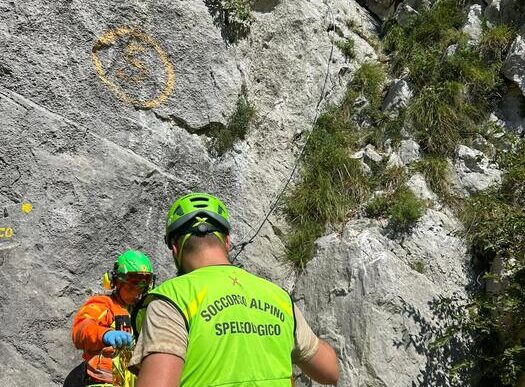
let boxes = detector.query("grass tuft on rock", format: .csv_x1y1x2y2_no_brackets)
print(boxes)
212,91,255,155
366,184,425,232
351,62,386,107
388,187,425,231
384,0,504,158
284,106,368,267
479,24,517,61
336,37,356,59
284,62,389,267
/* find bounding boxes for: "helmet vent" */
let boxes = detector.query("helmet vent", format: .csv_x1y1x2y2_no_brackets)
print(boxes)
174,206,184,216
190,197,209,202
218,206,224,215
194,204,208,208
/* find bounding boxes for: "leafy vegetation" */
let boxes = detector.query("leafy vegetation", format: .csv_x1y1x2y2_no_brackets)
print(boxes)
388,187,425,231
286,0,522,382
283,104,367,268
212,91,255,155
383,0,508,157
457,147,525,384
284,61,425,267
409,259,426,274
479,24,516,61
336,37,356,60
366,185,425,232
381,0,523,384
220,0,253,26
204,0,253,43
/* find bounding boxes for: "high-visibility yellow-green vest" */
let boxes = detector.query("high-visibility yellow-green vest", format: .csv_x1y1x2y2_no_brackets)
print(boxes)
133,265,296,386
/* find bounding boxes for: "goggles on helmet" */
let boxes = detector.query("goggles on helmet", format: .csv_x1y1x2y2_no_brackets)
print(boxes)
117,272,153,289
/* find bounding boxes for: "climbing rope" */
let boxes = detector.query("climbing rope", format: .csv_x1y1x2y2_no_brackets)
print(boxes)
231,0,336,262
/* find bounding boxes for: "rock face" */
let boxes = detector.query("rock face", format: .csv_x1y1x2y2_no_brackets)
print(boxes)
382,78,413,113
462,4,483,44
0,0,377,385
454,145,502,195
359,0,434,21
356,0,397,20
503,32,525,98
399,139,420,165
499,83,525,135
407,173,437,201
394,3,419,27
484,0,525,27
0,0,505,386
294,210,473,386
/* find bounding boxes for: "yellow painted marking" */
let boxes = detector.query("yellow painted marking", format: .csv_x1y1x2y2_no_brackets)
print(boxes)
185,287,208,321
92,26,175,109
0,227,13,238
21,202,33,214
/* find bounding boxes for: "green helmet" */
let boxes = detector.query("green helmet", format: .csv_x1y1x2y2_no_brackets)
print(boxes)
115,249,153,277
165,192,231,247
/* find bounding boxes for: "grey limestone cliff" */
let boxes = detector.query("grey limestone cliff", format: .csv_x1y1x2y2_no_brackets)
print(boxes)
0,0,523,386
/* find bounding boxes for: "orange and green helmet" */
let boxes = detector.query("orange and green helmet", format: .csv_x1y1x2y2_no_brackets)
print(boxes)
164,192,231,248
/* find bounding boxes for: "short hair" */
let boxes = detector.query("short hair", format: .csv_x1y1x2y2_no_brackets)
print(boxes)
175,233,227,257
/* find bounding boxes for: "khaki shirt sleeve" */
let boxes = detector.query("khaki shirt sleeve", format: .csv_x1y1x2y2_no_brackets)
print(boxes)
291,304,319,363
129,299,188,371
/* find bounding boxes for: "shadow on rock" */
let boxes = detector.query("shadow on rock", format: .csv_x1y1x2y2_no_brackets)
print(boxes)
203,0,251,44
394,294,475,386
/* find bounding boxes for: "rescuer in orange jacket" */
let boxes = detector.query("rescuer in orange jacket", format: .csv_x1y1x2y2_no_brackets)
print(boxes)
72,250,155,386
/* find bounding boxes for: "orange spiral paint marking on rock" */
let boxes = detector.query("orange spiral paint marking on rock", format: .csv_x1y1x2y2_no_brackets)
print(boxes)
92,27,175,109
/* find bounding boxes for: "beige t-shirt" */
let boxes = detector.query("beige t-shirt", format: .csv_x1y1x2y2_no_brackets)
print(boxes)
129,298,319,370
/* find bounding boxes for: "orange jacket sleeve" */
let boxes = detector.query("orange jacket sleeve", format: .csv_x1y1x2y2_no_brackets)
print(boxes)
72,295,114,352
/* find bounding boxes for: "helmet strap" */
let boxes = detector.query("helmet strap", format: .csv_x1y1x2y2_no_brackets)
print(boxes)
174,233,192,274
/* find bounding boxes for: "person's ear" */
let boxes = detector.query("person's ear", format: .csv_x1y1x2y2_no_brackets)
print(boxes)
171,241,178,256
225,235,231,251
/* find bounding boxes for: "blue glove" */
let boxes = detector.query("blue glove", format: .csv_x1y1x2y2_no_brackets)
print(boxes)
103,330,133,348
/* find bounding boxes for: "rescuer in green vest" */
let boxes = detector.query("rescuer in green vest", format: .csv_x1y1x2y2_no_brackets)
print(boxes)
129,193,339,386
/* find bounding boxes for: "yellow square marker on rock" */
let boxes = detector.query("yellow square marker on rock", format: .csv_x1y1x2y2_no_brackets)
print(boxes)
21,202,33,214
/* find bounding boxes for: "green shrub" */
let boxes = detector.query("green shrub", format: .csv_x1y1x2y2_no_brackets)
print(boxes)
410,260,426,274
366,194,389,218
351,62,386,107
221,0,253,25
212,92,255,155
441,47,503,115
366,2,524,384
408,82,469,155
499,142,525,206
336,38,356,59
459,190,525,385
383,0,466,79
415,156,450,198
366,183,425,232
455,143,525,384
284,106,369,265
376,165,407,191
285,223,324,269
388,187,425,231
383,1,505,159
284,59,392,266
361,108,406,150
479,24,517,61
